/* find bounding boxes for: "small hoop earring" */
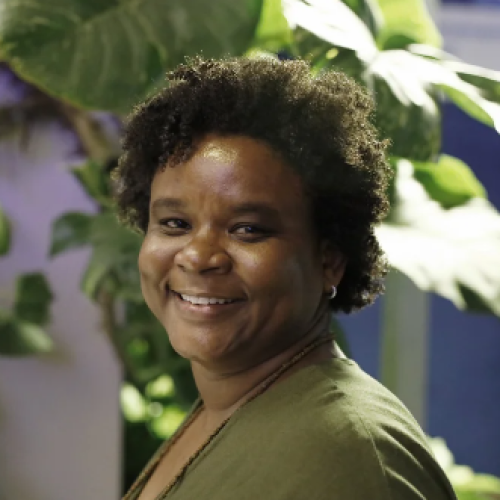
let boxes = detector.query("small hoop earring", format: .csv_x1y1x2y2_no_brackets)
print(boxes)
330,285,337,300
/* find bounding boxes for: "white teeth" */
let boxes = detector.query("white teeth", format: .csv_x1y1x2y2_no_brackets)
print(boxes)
180,294,234,305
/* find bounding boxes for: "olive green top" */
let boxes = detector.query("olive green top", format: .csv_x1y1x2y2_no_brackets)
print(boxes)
131,358,457,499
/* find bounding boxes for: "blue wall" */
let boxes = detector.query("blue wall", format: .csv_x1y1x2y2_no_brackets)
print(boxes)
339,103,500,476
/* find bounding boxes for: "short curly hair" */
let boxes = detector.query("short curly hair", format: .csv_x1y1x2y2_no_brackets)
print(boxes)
115,56,391,313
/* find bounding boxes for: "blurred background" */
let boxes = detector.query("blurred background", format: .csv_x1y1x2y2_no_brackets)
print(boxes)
0,0,499,499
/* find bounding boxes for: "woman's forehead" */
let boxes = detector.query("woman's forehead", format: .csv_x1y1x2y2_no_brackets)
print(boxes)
152,134,306,208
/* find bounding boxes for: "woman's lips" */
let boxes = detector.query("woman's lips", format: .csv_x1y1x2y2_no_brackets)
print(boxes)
170,290,246,319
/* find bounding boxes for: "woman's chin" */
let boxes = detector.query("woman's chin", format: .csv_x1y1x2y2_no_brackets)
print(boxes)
167,329,236,366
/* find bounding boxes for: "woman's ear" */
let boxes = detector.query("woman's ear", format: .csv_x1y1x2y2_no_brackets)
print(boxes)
320,241,347,292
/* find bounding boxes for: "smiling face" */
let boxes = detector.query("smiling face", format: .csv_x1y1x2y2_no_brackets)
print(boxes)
139,134,341,372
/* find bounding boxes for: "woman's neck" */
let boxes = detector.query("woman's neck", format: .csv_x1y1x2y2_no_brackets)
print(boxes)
190,308,335,428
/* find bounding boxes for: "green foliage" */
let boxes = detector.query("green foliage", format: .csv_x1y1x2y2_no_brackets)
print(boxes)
71,160,113,208
81,212,142,300
412,155,487,209
250,0,292,53
0,204,11,256
0,317,53,356
429,437,500,500
375,0,441,49
121,375,188,491
49,212,93,257
0,273,54,356
13,273,53,325
0,0,264,113
377,160,500,316
1,0,500,487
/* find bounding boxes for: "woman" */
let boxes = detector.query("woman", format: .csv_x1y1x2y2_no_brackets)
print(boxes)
116,56,457,500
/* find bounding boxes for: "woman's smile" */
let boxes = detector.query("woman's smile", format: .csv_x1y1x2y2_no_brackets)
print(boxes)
169,288,247,319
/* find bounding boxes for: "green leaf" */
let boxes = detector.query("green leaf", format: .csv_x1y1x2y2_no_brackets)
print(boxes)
49,211,93,257
371,73,441,161
89,212,141,252
117,321,171,386
341,0,384,37
80,212,142,299
377,160,500,316
404,53,500,132
412,155,487,209
441,59,500,105
13,273,53,326
364,50,442,160
0,316,53,356
428,436,500,499
250,0,292,53
0,0,264,113
439,84,500,133
408,45,500,126
71,160,112,208
121,383,148,422
284,2,442,160
150,405,186,439
0,204,11,256
454,473,500,496
284,0,378,63
80,247,114,299
367,49,500,141
375,0,441,49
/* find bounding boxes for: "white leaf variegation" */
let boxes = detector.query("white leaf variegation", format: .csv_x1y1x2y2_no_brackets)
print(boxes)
366,50,500,132
376,160,500,315
282,0,378,62
283,2,500,135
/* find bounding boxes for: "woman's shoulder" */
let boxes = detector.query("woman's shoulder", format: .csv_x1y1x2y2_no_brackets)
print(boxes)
235,358,457,499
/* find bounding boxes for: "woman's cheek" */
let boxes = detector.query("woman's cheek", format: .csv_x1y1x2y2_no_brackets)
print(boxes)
138,233,173,284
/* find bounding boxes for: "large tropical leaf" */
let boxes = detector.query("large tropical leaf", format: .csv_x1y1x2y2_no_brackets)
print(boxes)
285,0,441,160
377,160,500,315
71,160,113,208
0,203,11,256
0,0,264,113
375,0,441,49
49,211,93,257
284,0,378,62
250,0,293,53
13,273,53,326
412,155,487,209
81,212,142,299
0,316,54,356
407,45,500,133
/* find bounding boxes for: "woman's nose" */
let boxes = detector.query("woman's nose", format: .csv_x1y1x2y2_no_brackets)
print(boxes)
173,231,231,274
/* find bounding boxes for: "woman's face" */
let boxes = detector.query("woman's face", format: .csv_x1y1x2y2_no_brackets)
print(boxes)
139,134,341,371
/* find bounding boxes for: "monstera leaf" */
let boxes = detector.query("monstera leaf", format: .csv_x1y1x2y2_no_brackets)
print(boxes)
283,0,500,161
375,0,441,49
377,160,500,315
0,0,264,113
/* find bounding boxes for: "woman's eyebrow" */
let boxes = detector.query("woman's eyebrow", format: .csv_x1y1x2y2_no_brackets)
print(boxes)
230,202,281,220
151,197,185,210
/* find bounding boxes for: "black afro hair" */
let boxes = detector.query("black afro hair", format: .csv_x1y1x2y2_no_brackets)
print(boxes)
115,56,392,313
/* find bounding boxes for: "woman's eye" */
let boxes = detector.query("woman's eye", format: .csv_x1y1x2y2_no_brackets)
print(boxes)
233,225,270,240
158,219,190,232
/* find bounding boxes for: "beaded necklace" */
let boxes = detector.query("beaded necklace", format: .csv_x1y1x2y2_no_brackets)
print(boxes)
123,334,333,500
